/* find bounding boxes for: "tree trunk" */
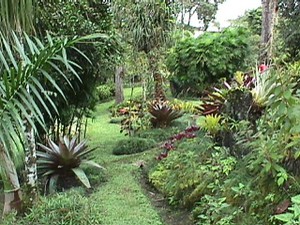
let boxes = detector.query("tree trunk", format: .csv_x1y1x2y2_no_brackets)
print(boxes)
115,66,125,104
148,54,166,101
260,0,279,64
24,123,38,206
0,146,22,214
24,84,38,205
142,74,147,101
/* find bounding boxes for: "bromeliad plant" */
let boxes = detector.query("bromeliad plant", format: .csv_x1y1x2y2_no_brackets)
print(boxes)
197,71,253,116
198,115,223,136
251,68,274,108
198,70,268,124
148,99,183,128
37,136,104,193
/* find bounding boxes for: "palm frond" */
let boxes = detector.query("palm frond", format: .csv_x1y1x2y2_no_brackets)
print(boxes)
0,0,35,35
0,31,101,162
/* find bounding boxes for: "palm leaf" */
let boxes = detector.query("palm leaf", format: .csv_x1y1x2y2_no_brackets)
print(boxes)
0,32,105,187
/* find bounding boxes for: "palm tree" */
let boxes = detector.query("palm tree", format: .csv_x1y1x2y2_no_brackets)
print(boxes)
0,0,35,35
0,32,99,214
0,0,37,205
128,0,174,100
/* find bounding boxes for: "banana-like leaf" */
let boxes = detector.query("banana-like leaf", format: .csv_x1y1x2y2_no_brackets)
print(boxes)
71,167,91,188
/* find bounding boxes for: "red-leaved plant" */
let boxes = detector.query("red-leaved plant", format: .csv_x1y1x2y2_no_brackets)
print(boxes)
156,125,200,160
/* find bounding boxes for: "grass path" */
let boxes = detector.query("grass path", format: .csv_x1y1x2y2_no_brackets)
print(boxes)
85,89,165,225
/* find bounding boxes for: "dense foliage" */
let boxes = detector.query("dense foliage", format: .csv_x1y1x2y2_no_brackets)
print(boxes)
148,63,300,224
174,0,225,30
167,27,254,97
112,137,156,155
244,7,262,36
0,31,93,213
278,0,300,62
36,0,120,139
2,189,103,225
3,0,300,223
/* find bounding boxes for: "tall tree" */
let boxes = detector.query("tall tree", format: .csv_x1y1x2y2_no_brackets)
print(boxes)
176,0,225,30
260,0,279,63
128,0,175,100
115,66,125,104
278,0,300,62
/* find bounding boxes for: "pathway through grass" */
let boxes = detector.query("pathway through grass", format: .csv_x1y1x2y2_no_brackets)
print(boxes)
86,89,164,225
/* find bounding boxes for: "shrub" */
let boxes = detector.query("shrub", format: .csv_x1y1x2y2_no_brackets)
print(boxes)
96,83,115,101
273,195,300,224
137,127,182,142
112,138,156,155
110,99,151,136
167,27,254,97
156,125,200,160
2,189,103,225
169,99,196,114
149,136,234,208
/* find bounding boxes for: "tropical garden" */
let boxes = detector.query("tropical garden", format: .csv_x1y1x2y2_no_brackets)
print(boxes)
0,0,299,224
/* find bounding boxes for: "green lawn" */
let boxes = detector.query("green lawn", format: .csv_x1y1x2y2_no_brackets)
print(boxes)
85,87,164,225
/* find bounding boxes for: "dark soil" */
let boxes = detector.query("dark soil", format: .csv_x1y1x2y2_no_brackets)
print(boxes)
138,168,194,225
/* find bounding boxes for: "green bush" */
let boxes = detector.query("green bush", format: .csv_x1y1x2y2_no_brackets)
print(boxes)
149,136,234,208
112,138,156,155
137,127,182,142
97,83,115,101
36,0,120,139
167,27,254,97
2,189,103,225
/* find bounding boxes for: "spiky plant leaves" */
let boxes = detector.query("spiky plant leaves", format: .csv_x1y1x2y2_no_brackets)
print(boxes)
0,31,101,159
198,115,222,136
48,174,59,195
148,100,183,128
0,32,99,209
81,160,106,170
37,136,104,192
71,168,91,188
0,31,107,211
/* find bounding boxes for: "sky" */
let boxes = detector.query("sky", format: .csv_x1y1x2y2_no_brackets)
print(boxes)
189,0,261,29
216,0,261,28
